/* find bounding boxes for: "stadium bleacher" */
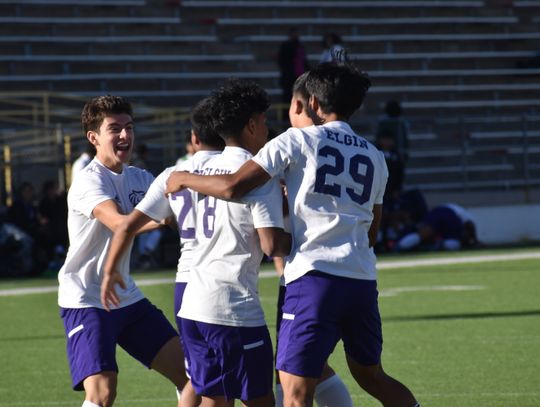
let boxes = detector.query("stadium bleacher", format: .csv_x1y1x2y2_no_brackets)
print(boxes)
1,0,539,202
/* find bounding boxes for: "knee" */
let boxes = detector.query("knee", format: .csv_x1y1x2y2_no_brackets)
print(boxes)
87,387,116,407
348,358,386,387
83,373,117,407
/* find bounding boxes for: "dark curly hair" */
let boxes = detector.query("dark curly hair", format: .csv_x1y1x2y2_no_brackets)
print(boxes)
190,96,225,149
209,78,270,139
81,95,133,134
305,63,371,119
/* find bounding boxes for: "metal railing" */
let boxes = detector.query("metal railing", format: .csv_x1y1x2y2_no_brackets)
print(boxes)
1,92,539,205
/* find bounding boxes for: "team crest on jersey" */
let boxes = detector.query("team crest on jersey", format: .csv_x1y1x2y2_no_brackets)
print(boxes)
129,190,146,206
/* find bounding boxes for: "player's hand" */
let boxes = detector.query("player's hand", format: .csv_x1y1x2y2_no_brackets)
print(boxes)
165,171,189,196
100,270,126,311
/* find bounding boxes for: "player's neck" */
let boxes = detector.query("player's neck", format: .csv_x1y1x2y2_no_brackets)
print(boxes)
319,112,347,124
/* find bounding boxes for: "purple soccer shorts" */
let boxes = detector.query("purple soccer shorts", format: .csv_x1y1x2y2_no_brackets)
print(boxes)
276,270,382,377
181,318,273,401
60,298,178,390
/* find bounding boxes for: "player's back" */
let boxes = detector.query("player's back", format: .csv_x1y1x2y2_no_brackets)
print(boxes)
256,121,388,283
136,150,221,282
179,146,282,327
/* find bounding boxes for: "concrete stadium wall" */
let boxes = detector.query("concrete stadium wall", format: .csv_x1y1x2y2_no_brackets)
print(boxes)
468,204,540,244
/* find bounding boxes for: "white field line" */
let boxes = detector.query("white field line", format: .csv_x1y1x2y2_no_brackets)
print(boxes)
3,392,540,406
379,285,485,297
1,251,539,297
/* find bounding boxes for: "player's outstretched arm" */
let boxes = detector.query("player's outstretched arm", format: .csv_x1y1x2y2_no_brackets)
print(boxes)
93,199,163,234
101,209,153,310
257,227,292,258
368,204,383,248
165,160,271,200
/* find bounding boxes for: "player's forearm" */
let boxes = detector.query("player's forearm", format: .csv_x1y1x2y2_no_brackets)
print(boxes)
271,231,292,257
167,160,271,200
103,225,134,277
258,228,292,257
183,172,238,200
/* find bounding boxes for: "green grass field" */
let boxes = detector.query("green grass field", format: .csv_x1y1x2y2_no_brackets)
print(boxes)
1,247,540,406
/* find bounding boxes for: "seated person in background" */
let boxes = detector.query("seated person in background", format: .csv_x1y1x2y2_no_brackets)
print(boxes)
396,203,479,251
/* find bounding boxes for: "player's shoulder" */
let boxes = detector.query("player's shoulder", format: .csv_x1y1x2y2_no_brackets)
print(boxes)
179,150,222,172
125,164,154,179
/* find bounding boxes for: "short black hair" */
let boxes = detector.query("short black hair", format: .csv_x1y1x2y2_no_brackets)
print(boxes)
190,97,225,149
292,71,310,103
210,78,270,139
305,63,371,119
81,95,133,134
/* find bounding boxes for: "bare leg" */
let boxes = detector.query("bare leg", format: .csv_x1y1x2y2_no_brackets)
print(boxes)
346,354,417,407
179,380,200,407
82,371,117,407
279,370,318,407
150,337,189,406
199,395,234,407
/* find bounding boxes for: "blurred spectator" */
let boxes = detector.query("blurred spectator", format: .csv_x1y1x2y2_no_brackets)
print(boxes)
0,219,34,276
38,180,68,269
376,130,405,205
71,142,95,183
376,188,428,253
376,131,405,252
376,100,410,162
319,32,347,64
6,182,47,273
7,182,40,239
278,27,309,106
396,203,479,252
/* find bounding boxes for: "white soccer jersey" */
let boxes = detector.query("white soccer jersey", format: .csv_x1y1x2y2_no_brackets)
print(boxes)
179,146,284,327
58,158,154,309
253,121,388,284
136,150,221,282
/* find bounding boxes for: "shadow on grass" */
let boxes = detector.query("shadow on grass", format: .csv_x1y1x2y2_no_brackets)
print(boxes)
385,309,540,322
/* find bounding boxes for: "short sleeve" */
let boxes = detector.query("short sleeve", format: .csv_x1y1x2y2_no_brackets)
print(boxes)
252,128,301,178
373,150,389,205
136,167,174,221
244,177,284,229
69,171,114,219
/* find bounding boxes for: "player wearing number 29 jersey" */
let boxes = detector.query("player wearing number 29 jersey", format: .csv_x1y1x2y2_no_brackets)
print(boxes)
253,121,387,284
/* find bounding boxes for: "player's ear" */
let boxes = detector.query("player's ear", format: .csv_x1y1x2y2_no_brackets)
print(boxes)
293,97,304,115
191,130,201,147
247,116,256,135
86,130,98,146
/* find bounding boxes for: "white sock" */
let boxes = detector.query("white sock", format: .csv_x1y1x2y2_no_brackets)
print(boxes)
314,374,353,407
82,401,102,407
397,233,421,250
275,383,284,407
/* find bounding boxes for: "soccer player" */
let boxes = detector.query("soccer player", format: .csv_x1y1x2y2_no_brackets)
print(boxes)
165,63,420,407
178,78,290,406
101,96,225,406
58,95,187,407
273,72,353,407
